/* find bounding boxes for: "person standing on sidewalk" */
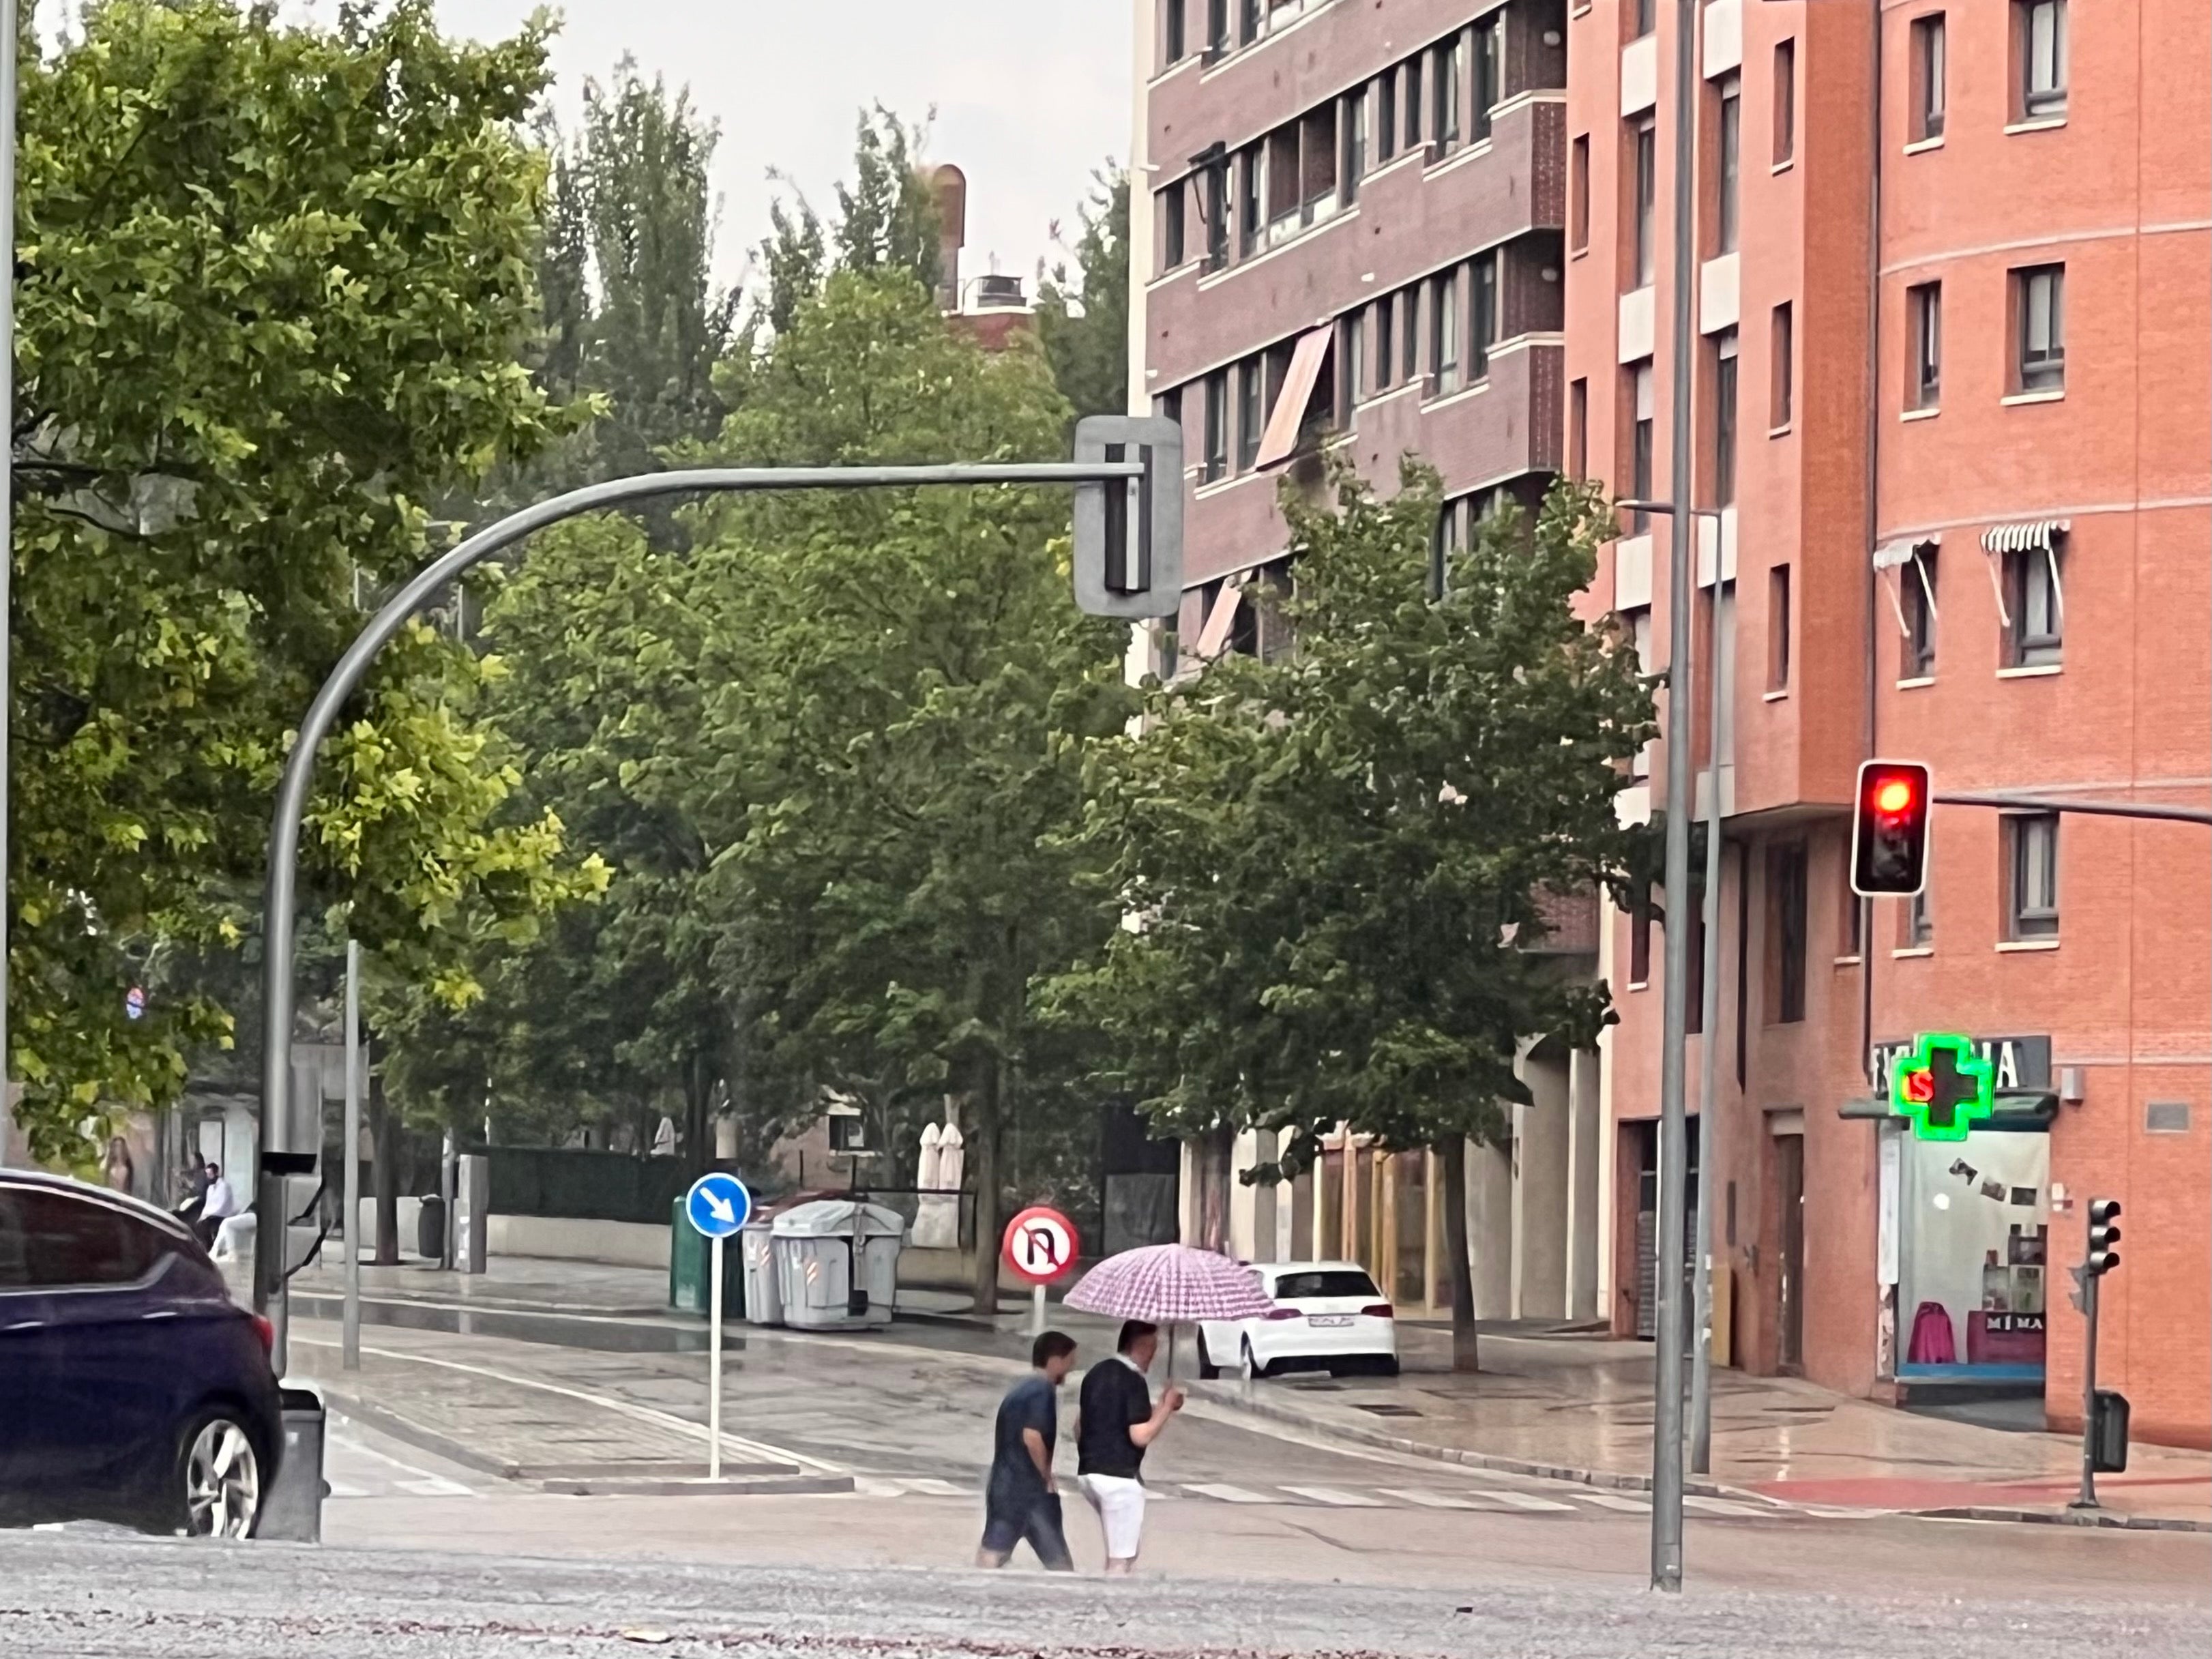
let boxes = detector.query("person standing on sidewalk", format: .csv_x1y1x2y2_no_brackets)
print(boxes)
1075,1319,1183,1576
976,1330,1079,1571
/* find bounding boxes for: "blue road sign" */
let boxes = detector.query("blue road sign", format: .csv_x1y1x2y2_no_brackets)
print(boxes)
685,1171,752,1239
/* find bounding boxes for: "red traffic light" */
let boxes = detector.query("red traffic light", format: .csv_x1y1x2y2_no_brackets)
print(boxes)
1851,760,1932,898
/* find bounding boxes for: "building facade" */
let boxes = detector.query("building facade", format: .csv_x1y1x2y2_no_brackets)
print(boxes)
1130,0,1609,1321
1567,0,2211,1443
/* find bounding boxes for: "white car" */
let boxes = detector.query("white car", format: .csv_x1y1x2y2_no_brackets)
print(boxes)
1196,1261,1399,1380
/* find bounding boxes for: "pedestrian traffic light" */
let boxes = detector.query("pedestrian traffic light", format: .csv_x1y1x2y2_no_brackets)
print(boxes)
2087,1197,2121,1277
1851,759,1932,897
1072,414,1184,619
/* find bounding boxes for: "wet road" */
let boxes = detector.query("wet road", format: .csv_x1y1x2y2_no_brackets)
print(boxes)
3,1529,2206,1659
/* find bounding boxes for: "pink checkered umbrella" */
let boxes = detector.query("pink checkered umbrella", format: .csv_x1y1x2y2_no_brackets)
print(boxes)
1063,1243,1277,1324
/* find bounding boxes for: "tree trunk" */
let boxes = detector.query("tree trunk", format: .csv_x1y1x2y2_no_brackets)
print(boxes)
369,1064,400,1266
1439,1136,1479,1373
967,1059,1003,1317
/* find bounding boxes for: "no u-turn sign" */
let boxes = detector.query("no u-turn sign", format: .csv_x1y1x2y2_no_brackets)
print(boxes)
1002,1205,1078,1285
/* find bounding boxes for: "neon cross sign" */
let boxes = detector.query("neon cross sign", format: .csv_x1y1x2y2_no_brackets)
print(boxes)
1890,1032,1996,1141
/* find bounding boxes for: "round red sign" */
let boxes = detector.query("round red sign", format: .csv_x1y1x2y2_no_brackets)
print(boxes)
1001,1205,1079,1284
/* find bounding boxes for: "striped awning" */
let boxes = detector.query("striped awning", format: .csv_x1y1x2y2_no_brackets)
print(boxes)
1980,518,2069,555
1872,535,1938,570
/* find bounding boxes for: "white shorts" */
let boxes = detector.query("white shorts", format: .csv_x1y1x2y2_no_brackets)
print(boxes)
1078,1472,1148,1561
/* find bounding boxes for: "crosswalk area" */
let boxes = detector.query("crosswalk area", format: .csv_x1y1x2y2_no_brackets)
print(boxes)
853,1473,1785,1519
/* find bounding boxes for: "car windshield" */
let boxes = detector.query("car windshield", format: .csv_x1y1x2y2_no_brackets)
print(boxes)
1271,1270,1380,1301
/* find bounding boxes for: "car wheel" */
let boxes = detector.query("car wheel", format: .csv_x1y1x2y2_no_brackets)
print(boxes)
1377,1355,1401,1378
1239,1338,1261,1381
1196,1332,1222,1380
168,1410,264,1540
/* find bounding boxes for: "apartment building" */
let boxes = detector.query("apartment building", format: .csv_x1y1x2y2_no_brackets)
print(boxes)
1128,0,1611,1323
1567,0,2211,1444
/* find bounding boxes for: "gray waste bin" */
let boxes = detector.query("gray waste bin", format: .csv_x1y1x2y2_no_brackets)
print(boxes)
771,1200,902,1330
256,1386,327,1542
740,1218,783,1325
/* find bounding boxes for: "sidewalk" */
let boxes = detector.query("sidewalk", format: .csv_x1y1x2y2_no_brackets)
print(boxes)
283,1252,2210,1529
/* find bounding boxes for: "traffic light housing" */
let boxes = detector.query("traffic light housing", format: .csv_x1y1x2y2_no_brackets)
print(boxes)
1072,415,1183,619
2087,1197,2121,1277
1851,759,1931,897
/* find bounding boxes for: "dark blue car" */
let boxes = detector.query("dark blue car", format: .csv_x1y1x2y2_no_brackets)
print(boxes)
0,1169,282,1537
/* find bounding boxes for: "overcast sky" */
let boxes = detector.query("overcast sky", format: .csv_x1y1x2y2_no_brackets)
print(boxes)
430,0,1134,297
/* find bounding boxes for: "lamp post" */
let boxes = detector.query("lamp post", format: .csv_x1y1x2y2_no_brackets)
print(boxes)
0,0,20,1167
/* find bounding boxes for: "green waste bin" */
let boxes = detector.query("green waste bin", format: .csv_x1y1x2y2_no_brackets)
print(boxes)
668,1196,745,1318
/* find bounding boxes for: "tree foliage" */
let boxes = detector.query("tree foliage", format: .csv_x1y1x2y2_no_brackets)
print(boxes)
1051,466,1652,1358
1034,168,1130,422
9,0,598,1162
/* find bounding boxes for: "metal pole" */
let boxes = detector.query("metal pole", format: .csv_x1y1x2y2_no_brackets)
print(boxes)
1688,707,1726,1471
1650,0,1699,1594
253,460,1142,1315
1933,791,2212,826
0,0,19,1169
1031,1282,1047,1338
2074,1261,2099,1509
708,1232,724,1482
342,939,362,1370
439,1129,456,1272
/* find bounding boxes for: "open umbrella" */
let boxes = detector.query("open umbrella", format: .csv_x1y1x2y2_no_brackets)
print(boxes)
1065,1246,1276,1375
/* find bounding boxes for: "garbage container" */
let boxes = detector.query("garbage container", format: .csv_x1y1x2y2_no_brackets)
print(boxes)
2092,1390,2131,1473
256,1387,327,1542
668,1196,745,1318
740,1218,782,1325
416,1192,445,1261
771,1199,903,1330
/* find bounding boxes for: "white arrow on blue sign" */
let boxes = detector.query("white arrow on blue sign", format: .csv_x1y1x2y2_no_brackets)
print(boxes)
685,1171,752,1239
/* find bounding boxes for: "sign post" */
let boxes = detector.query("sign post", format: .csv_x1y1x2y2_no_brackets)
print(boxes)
1002,1205,1079,1336
683,1171,752,1482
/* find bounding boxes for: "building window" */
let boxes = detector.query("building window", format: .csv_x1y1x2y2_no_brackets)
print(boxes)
1767,563,1790,691
1239,0,1262,46
1770,302,1793,428
2018,0,2068,120
1431,267,1460,394
1404,55,1424,153
1205,0,1229,57
1629,360,1655,530
1299,104,1340,222
1840,861,1863,957
2005,542,2064,666
1203,370,1228,481
1237,147,1261,258
1339,309,1364,424
1570,134,1591,252
1161,180,1186,271
1627,608,1654,781
1568,377,1589,478
2016,264,2065,392
1342,87,1368,201
1716,74,1741,254
1165,0,1187,64
1633,0,1656,40
1906,282,1941,410
1432,33,1464,155
1773,40,1796,166
1474,16,1502,141
1400,282,1420,383
1767,841,1808,1024
1374,294,1395,390
1904,869,1934,947
2006,814,2059,939
1912,14,1947,141
1632,115,1658,288
1236,358,1263,470
1630,886,1653,983
1470,250,1498,381
1265,126,1301,239
1713,329,1739,507
1902,546,1938,678
1378,70,1398,163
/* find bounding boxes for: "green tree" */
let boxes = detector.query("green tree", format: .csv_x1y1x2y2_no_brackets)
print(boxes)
8,0,598,1164
1055,467,1653,1367
1034,168,1130,422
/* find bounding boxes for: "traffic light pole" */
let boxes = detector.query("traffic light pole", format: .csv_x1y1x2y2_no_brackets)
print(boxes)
251,456,1151,1338
1934,791,2212,827
2074,1266,2100,1511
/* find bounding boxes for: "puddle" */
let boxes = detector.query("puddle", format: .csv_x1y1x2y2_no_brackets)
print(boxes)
289,1294,720,1353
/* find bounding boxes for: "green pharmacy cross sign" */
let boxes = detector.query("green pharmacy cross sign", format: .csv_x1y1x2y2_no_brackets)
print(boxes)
1891,1033,1996,1141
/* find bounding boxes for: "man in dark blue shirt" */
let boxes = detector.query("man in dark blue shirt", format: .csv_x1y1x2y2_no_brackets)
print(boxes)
976,1330,1078,1570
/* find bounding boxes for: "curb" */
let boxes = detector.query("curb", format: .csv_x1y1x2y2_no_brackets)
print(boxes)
537,1473,856,1498
1913,1504,2212,1533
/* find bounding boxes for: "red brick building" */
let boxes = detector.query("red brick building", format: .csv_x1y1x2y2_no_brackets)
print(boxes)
1567,0,2210,1444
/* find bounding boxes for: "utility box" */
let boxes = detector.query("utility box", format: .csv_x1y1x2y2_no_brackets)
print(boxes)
257,1387,327,1542
2091,1390,2130,1473
741,1218,783,1326
668,1196,744,1318
771,1200,902,1330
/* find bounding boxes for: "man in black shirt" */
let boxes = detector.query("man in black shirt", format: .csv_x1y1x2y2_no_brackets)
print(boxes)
977,1330,1078,1570
1075,1319,1183,1574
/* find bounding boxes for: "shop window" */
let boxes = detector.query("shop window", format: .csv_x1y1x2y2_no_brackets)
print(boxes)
1899,1130,2050,1379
